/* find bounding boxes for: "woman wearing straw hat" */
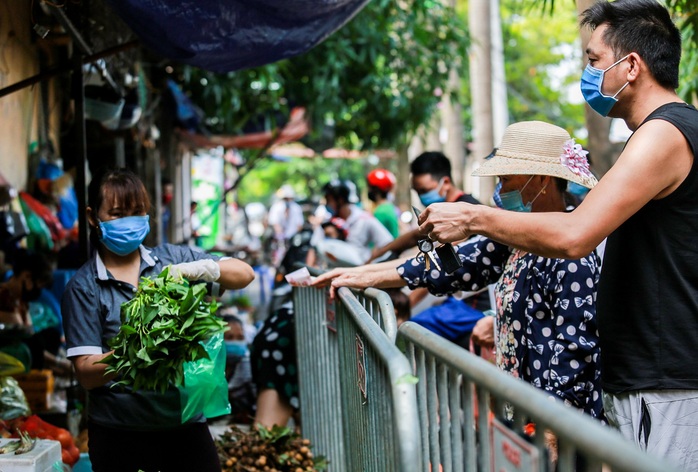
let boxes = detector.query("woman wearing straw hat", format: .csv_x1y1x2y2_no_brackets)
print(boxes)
313,121,604,420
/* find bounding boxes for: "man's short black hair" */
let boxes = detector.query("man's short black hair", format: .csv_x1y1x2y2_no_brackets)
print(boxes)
581,0,681,89
410,152,452,181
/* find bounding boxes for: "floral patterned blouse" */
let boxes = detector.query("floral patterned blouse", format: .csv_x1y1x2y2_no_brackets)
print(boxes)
397,235,603,419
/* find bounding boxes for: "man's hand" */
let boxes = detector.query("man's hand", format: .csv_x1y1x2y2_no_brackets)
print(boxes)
418,202,474,243
168,259,220,283
471,315,495,348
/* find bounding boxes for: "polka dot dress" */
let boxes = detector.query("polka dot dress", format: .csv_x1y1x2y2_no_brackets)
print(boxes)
250,306,300,410
398,235,603,419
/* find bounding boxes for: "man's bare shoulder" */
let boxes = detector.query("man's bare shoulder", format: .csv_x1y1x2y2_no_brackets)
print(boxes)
617,119,692,198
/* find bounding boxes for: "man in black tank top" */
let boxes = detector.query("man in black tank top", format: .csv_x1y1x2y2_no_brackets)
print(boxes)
416,1,698,469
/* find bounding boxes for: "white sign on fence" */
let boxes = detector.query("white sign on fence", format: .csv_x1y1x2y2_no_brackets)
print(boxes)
491,417,539,472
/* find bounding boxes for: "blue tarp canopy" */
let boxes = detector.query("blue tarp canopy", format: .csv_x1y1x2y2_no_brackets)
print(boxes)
104,0,371,72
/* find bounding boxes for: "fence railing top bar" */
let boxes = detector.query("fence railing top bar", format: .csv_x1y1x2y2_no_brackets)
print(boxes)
398,321,682,472
337,287,411,377
355,287,398,342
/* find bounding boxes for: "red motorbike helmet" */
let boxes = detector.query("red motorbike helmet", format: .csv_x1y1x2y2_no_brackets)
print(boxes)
366,169,396,193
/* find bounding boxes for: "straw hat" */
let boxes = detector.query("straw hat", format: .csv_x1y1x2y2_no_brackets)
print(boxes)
472,121,598,189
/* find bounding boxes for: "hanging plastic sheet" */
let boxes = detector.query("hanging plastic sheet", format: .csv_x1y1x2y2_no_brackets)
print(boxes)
104,0,371,72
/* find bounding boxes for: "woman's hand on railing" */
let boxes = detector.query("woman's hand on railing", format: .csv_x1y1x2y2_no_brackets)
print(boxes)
311,267,355,287
311,268,373,299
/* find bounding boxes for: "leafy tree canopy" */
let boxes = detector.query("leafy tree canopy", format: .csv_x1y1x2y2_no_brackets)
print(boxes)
179,0,468,151
235,156,369,207
458,1,586,143
501,2,584,132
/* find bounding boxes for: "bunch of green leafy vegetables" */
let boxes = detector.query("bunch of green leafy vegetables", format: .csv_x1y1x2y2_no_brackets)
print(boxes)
102,267,226,393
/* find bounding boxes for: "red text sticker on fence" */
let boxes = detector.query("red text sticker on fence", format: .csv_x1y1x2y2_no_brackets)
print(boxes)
325,288,337,332
491,417,539,472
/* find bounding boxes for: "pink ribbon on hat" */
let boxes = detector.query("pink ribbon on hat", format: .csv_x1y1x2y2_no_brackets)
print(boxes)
560,139,592,177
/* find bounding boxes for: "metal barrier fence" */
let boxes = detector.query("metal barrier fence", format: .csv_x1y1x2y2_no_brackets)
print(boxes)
398,321,683,472
293,285,419,471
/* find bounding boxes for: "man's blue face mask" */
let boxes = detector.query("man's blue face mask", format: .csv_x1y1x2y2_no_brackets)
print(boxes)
418,178,446,207
98,215,150,256
580,54,630,117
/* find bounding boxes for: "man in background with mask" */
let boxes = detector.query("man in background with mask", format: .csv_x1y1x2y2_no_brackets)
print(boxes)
369,151,481,262
418,1,698,468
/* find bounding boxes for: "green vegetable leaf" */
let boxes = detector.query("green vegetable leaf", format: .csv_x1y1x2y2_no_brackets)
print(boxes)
102,267,226,393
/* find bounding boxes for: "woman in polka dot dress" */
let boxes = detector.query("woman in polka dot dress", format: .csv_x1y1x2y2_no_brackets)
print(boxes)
313,121,604,420
250,302,300,423
400,234,603,419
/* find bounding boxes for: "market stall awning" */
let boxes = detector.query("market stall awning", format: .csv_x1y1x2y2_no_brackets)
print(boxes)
176,107,309,150
104,0,371,72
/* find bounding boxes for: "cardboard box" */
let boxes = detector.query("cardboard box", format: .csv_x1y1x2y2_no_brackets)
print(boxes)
13,370,54,413
12,370,54,394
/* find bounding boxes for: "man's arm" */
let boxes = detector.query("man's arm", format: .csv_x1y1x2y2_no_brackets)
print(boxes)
419,120,692,259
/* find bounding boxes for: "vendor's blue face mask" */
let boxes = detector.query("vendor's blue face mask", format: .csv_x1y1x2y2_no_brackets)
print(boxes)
580,54,630,117
418,178,446,206
225,340,248,361
498,176,547,213
98,215,150,256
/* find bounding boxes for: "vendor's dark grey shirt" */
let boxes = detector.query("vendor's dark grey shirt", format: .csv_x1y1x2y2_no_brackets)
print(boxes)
61,244,220,430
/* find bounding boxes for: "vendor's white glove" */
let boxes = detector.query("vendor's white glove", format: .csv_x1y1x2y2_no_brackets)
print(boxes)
169,259,220,283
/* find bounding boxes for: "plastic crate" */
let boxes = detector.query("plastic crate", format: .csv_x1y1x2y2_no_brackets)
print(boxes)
0,438,62,472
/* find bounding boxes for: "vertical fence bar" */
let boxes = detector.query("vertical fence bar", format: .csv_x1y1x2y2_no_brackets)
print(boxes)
462,377,477,472
437,362,453,472
293,285,346,471
476,386,491,472
416,347,431,472
448,371,464,472
427,354,441,469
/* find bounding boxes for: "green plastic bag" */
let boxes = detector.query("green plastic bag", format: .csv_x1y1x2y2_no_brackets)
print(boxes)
0,376,31,420
0,351,29,376
18,198,53,251
179,332,230,423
